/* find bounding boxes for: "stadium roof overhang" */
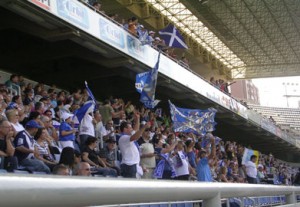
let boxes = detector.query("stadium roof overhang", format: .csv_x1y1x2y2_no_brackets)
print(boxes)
1,0,300,162
111,0,300,79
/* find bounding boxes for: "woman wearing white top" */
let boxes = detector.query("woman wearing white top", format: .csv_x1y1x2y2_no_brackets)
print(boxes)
6,109,24,136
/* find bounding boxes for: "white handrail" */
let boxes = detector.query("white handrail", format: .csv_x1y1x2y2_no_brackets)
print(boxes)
0,174,300,207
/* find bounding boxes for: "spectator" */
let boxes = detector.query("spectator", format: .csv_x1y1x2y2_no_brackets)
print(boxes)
74,162,91,176
6,109,24,136
244,155,258,184
172,141,194,180
118,111,150,178
137,25,149,45
99,99,123,125
93,2,104,13
108,13,119,22
0,119,17,172
128,16,138,36
139,128,156,179
59,112,76,149
147,31,155,46
185,139,197,170
293,168,300,186
99,137,121,176
52,164,70,176
14,120,51,174
93,110,106,149
153,134,178,179
40,115,58,145
82,136,117,177
34,128,58,170
5,74,19,95
218,166,230,182
59,147,76,174
111,98,124,126
98,120,114,145
10,95,25,120
23,88,34,107
0,94,7,119
257,164,266,183
34,101,45,115
78,104,95,150
196,133,216,182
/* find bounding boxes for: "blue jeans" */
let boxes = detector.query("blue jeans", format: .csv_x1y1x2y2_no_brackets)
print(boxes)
21,158,51,174
93,167,117,177
121,164,137,178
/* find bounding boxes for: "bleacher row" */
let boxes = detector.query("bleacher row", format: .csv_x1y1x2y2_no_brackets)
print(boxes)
248,104,300,132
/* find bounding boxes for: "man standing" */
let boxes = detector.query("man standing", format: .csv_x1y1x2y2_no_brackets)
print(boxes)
197,133,216,182
244,155,258,184
139,129,156,179
118,112,150,178
14,120,51,173
0,119,17,171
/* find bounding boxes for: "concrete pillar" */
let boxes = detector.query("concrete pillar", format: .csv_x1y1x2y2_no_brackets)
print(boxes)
202,192,221,207
286,192,296,204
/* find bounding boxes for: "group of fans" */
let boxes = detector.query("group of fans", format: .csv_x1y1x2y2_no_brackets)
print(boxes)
0,73,299,185
80,0,190,68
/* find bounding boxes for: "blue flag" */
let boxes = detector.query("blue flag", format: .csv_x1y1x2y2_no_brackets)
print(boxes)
135,52,161,108
159,24,188,49
169,100,217,135
153,153,176,179
85,81,96,104
73,101,94,123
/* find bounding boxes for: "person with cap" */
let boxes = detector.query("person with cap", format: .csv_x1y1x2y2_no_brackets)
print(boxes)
14,120,51,173
59,112,76,150
147,31,155,46
137,25,149,45
153,36,166,50
99,137,121,176
257,164,266,183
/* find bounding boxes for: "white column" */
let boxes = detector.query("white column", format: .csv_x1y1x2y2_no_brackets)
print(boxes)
202,192,221,207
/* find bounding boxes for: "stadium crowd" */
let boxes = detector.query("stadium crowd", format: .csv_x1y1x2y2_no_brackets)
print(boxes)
0,73,299,186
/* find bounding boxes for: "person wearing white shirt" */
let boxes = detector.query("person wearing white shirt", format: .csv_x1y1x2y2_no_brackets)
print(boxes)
94,110,107,149
118,111,150,178
244,155,258,184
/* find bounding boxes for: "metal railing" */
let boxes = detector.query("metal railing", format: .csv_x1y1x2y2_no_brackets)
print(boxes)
1,174,300,207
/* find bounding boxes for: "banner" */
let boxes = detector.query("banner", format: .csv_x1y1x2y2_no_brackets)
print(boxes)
135,52,161,108
159,24,188,49
169,100,217,135
242,148,260,165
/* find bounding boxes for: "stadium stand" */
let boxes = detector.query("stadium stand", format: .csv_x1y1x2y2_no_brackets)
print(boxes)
248,104,300,133
0,1,300,206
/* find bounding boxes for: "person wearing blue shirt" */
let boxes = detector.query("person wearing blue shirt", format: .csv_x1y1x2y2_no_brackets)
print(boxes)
59,112,76,149
14,120,51,173
196,133,216,182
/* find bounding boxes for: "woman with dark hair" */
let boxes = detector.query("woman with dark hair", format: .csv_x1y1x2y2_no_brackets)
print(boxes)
34,128,57,171
82,136,117,177
59,147,75,175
